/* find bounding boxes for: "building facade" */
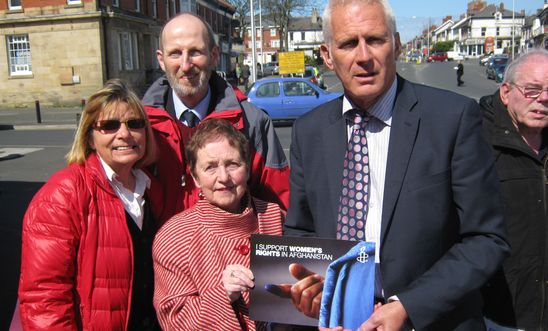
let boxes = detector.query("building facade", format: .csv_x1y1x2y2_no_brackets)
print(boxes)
427,1,537,58
0,0,235,107
287,9,322,59
240,9,323,68
530,3,548,49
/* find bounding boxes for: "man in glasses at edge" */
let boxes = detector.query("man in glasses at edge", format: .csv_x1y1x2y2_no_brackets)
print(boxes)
479,48,548,331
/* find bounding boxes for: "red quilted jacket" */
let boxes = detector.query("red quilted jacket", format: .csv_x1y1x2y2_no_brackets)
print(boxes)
142,73,290,219
18,153,166,330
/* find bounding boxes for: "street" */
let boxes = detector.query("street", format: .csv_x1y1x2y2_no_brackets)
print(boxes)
0,59,501,328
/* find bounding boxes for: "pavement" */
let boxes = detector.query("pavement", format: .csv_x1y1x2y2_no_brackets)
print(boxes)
0,106,82,131
0,82,250,131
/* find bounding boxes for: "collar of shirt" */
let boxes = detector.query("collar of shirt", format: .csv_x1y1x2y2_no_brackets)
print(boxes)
98,156,150,230
342,76,398,127
173,87,212,123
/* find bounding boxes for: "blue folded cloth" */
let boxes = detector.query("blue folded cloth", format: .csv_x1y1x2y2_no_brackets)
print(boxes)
319,241,376,330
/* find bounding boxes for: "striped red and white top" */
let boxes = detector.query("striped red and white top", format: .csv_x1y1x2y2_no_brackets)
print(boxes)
153,196,283,330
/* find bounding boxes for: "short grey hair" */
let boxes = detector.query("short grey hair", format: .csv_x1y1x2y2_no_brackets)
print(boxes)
503,48,548,84
322,0,397,45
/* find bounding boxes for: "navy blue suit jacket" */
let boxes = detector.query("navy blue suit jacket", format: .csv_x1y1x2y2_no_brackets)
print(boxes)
284,77,510,330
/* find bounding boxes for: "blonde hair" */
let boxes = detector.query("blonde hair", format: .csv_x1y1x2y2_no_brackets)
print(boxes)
66,79,156,168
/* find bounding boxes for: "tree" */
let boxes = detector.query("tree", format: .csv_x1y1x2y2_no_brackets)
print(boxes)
433,40,455,52
262,0,311,52
228,0,251,41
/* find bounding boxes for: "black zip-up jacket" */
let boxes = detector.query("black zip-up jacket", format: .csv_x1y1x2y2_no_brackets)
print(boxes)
480,91,548,330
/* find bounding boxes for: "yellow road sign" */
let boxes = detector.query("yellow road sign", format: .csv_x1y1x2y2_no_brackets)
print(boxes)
278,51,305,75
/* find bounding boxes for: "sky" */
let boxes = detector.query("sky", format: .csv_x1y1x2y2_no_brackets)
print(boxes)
315,0,546,43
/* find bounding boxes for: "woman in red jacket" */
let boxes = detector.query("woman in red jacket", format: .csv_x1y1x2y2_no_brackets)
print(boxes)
153,119,283,330
18,79,165,330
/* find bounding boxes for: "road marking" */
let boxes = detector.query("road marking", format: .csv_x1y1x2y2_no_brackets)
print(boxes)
1,145,67,148
0,147,43,160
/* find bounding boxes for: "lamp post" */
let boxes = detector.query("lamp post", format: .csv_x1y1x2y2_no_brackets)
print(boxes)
511,0,515,59
250,0,257,83
427,17,431,57
258,0,264,74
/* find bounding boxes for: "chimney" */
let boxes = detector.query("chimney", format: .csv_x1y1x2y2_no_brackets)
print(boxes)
443,15,452,23
499,2,504,12
311,8,318,24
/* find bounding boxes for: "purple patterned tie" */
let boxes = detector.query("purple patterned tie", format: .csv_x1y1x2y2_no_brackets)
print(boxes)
337,110,370,241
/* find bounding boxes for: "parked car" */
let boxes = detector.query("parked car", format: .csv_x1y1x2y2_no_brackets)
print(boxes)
262,62,279,76
494,64,507,83
427,52,448,62
486,56,509,80
446,51,465,61
408,53,422,63
247,77,342,121
479,53,492,66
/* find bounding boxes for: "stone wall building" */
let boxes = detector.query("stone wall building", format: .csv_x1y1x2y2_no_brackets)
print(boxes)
0,0,235,107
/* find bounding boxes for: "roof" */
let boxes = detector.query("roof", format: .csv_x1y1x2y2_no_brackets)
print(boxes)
471,4,525,19
451,16,470,29
288,16,322,31
243,15,322,31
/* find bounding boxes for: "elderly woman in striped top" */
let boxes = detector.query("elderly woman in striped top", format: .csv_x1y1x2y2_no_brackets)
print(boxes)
153,118,283,330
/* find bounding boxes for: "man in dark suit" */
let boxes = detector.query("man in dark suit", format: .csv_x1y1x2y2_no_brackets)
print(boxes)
283,0,510,330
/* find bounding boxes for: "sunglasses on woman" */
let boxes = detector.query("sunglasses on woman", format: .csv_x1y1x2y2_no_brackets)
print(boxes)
92,118,147,133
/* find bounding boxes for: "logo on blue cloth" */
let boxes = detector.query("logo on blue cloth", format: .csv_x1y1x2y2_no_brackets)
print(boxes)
357,246,369,263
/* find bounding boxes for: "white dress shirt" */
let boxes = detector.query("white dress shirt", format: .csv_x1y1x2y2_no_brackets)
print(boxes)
173,87,211,125
99,157,150,230
342,77,398,263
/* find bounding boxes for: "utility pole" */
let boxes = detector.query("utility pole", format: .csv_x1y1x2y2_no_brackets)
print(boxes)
259,0,264,73
250,0,257,83
511,0,515,59
427,17,431,56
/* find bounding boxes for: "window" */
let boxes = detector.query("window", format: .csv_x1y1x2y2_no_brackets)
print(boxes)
7,35,32,76
271,40,280,48
113,0,119,6
256,82,280,98
119,32,139,70
496,27,500,36
67,0,82,5
284,81,315,97
135,0,140,12
481,27,486,37
151,0,157,18
270,29,276,37
256,29,261,38
8,0,21,10
301,32,305,40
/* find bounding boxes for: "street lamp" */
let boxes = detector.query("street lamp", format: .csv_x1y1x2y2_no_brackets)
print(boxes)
511,0,515,59
250,0,257,82
427,17,431,57
258,0,264,73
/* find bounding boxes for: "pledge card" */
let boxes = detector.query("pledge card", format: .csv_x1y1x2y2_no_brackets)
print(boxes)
249,234,375,328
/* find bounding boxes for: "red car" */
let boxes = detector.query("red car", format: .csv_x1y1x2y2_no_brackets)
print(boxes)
427,52,448,62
